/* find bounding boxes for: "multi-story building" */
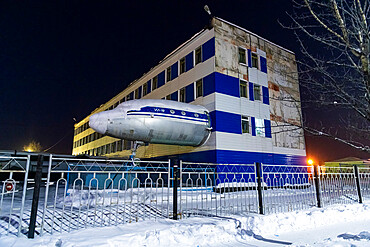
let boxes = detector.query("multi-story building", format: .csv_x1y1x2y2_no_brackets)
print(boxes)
72,17,306,165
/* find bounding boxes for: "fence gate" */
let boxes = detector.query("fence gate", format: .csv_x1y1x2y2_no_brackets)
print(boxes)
38,155,172,236
0,156,31,236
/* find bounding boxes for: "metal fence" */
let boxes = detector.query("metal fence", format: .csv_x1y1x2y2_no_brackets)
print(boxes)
0,154,369,238
0,156,31,237
40,156,172,236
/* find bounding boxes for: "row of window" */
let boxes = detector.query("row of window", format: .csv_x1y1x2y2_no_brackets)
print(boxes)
241,116,267,137
73,78,206,148
74,44,209,137
74,131,104,148
74,122,89,136
164,79,203,102
238,47,267,73
240,80,262,101
76,140,134,156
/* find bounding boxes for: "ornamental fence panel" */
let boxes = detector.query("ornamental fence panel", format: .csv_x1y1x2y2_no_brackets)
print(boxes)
0,154,369,238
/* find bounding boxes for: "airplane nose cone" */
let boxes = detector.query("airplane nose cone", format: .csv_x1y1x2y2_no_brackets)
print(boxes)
89,112,108,134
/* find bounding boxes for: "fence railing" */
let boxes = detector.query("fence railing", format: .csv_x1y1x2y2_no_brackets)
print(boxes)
0,154,369,238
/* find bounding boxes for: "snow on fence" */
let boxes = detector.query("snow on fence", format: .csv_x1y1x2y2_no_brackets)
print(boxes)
0,154,369,238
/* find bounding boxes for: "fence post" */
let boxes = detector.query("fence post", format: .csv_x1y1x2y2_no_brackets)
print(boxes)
353,165,363,204
313,165,322,208
172,161,179,220
255,162,264,215
28,154,44,238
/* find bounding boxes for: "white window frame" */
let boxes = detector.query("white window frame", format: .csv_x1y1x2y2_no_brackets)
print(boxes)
255,118,265,137
251,52,259,69
241,115,251,134
142,82,148,96
195,78,203,98
238,47,247,65
253,84,262,101
179,57,186,74
239,79,248,98
166,66,171,83
179,87,186,102
194,46,202,66
152,76,158,90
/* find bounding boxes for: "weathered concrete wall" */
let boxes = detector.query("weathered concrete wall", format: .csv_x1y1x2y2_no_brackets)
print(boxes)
213,18,305,151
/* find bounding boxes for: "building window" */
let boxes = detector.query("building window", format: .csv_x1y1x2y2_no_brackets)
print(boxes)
195,46,202,65
117,140,123,152
180,57,185,74
126,93,133,101
143,83,148,96
166,66,171,82
255,118,265,136
238,47,246,64
240,80,248,98
152,76,158,90
179,87,186,102
242,116,250,134
196,79,203,98
254,84,261,101
124,140,131,150
166,94,171,100
252,53,259,68
135,88,140,99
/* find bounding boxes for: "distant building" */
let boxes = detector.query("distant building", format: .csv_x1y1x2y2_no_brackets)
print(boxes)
72,17,306,165
325,157,370,167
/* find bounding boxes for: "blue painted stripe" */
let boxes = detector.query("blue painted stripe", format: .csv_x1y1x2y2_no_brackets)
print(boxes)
138,86,142,99
158,71,165,87
130,106,208,120
214,72,239,98
127,113,208,123
202,37,215,62
264,119,272,138
248,49,252,68
260,56,267,73
171,62,178,80
210,111,242,134
249,82,254,101
203,73,215,97
185,83,194,103
171,91,178,101
251,117,256,136
262,86,269,105
128,91,134,101
154,149,306,166
185,51,193,72
147,80,151,94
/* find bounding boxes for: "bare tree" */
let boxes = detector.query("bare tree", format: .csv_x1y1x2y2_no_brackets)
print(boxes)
286,0,370,152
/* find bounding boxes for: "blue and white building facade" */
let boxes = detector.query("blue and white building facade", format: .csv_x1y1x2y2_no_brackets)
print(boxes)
72,17,306,166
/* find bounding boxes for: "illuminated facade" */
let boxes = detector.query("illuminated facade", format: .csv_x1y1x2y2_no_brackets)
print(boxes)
72,17,306,165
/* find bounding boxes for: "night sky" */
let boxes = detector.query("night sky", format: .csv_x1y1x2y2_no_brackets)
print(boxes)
0,1,368,162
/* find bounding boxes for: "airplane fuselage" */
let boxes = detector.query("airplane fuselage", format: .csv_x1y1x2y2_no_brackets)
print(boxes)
89,99,212,147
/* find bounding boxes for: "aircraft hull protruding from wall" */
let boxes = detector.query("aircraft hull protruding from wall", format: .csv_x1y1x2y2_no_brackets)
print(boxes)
89,99,212,147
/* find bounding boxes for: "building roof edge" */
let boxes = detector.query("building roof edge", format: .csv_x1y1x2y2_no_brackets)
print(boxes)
214,17,295,55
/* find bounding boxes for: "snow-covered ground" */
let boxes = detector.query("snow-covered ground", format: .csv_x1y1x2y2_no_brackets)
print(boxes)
1,199,369,246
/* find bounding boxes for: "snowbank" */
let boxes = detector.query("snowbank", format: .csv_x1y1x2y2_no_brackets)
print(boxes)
1,200,369,246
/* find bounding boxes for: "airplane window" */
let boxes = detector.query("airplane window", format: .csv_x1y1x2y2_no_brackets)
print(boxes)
194,113,199,117
170,110,175,114
181,111,186,115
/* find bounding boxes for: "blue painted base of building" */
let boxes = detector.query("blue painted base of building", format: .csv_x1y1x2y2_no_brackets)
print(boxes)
162,149,306,166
